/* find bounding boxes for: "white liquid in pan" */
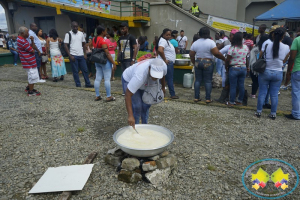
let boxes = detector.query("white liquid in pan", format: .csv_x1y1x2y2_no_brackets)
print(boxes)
117,128,170,149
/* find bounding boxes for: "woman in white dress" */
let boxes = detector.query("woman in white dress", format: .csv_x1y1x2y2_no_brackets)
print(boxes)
37,29,49,79
46,29,67,82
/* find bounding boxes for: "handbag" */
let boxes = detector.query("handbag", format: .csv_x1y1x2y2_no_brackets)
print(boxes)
142,79,164,105
90,37,107,64
118,34,130,62
253,44,268,73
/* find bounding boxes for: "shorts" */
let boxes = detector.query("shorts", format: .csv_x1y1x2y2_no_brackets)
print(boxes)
25,67,39,84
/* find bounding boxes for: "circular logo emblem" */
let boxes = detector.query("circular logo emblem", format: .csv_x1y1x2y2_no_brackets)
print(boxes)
242,159,299,199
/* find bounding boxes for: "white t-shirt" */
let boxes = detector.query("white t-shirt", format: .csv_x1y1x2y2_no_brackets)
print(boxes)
190,38,216,59
64,31,85,56
158,38,176,62
262,40,290,71
0,38,3,45
220,45,231,55
176,36,188,49
123,59,167,94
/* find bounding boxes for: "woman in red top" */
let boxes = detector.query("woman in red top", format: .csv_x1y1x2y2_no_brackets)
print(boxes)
105,31,117,81
93,25,116,102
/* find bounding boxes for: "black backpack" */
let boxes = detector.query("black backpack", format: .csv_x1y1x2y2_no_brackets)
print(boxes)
60,32,71,57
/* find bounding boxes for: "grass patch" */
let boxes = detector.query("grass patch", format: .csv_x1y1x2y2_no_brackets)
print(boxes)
77,127,85,132
207,164,216,171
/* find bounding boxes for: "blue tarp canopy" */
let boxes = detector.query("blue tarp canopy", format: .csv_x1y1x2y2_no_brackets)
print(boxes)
254,0,300,21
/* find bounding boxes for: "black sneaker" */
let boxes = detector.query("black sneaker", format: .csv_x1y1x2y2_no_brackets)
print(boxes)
263,104,271,109
28,90,41,96
25,87,38,93
255,112,261,118
85,84,94,88
268,114,276,120
285,114,300,120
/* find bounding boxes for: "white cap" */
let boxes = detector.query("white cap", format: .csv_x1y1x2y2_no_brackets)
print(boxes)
149,59,167,79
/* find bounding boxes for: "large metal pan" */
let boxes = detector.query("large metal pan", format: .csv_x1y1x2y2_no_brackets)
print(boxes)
175,59,191,66
113,124,174,157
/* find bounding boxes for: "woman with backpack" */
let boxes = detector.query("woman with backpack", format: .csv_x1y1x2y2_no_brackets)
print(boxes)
46,29,67,82
255,28,290,120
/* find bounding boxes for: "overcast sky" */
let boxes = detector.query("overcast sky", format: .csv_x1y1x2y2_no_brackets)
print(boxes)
0,6,7,29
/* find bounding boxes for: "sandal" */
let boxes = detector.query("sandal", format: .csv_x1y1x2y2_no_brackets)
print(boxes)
41,75,46,79
95,96,102,101
194,99,201,103
53,78,58,82
106,96,116,102
171,96,179,99
45,75,49,79
206,100,213,103
60,75,64,81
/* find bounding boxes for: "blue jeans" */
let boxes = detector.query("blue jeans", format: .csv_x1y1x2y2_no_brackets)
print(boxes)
165,61,176,97
122,76,151,124
10,50,18,64
229,66,247,104
216,58,223,76
70,55,91,87
35,52,41,70
257,69,283,115
94,61,112,97
291,71,300,119
194,59,214,100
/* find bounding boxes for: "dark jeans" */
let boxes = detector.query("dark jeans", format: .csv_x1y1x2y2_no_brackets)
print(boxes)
86,59,93,73
70,55,91,87
34,52,41,70
250,71,259,95
121,60,131,72
194,59,214,100
165,61,176,97
229,66,247,104
10,50,18,64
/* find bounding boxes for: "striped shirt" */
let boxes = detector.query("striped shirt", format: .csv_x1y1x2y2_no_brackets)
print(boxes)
17,36,37,69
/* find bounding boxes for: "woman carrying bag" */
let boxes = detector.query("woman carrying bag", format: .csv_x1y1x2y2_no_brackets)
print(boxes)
92,25,116,102
255,28,290,119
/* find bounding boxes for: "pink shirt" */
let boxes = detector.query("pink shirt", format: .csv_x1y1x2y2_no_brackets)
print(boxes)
106,39,117,55
228,44,249,65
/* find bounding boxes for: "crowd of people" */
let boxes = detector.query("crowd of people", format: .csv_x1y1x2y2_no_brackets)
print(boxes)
2,20,300,124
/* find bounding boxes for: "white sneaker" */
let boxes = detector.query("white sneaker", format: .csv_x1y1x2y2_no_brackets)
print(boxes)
278,91,280,95
38,79,46,83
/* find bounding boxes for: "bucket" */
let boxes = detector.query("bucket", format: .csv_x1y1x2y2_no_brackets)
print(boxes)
183,73,193,88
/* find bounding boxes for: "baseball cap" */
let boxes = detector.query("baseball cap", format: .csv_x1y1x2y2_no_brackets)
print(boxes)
269,25,280,33
231,29,239,35
149,59,167,79
119,22,129,27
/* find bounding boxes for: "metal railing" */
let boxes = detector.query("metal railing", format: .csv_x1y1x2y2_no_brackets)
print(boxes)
109,1,150,18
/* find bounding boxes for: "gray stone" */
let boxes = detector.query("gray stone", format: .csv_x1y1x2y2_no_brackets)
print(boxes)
159,151,169,157
104,154,121,167
121,158,140,171
118,169,142,183
142,161,157,172
149,155,160,161
156,154,177,169
107,147,120,155
145,168,171,185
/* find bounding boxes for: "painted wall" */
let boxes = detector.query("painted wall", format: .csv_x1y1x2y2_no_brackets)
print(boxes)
245,1,277,24
12,3,71,37
143,3,218,49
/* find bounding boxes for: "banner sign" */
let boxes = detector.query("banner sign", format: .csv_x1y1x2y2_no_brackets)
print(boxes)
207,15,263,36
51,0,111,14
